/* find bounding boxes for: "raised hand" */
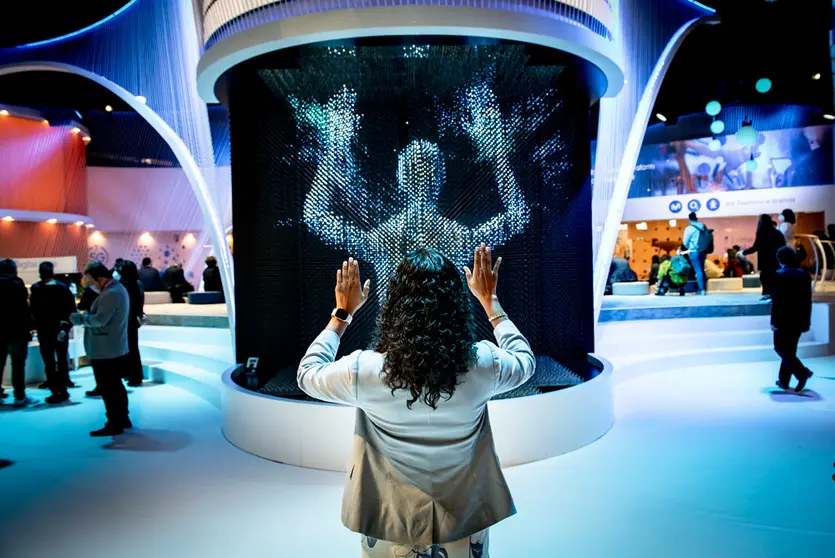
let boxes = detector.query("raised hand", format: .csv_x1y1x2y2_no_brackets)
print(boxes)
460,83,506,160
463,243,502,306
335,257,371,316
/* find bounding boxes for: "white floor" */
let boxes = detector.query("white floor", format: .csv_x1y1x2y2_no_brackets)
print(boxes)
1,360,834,557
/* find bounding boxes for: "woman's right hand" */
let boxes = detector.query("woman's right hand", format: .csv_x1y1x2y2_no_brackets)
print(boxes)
464,243,502,306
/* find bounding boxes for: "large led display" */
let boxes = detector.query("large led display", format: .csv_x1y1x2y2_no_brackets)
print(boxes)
229,42,594,397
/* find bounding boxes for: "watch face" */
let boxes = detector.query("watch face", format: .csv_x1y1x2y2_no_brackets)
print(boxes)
334,308,350,320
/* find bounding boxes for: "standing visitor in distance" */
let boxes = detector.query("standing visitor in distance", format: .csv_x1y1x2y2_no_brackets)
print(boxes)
119,260,145,387
772,246,814,392
138,257,164,292
743,214,786,302
682,212,712,296
71,262,132,436
30,262,77,404
0,259,34,405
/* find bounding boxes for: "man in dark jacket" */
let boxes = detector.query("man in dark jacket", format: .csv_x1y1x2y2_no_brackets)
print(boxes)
30,261,77,404
0,259,34,405
138,257,164,292
202,256,224,300
772,246,814,392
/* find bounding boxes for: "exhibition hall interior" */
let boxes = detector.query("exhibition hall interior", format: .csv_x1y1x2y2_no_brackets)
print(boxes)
1,1,833,556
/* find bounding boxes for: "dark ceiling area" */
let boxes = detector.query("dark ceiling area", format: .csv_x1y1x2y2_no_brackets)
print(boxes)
0,1,132,49
654,0,833,125
0,72,133,112
0,71,231,168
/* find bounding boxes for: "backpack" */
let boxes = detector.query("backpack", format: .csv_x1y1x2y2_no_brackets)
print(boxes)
670,255,692,277
697,226,714,254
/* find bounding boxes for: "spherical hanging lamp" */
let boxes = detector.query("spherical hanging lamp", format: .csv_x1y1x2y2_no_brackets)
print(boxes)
736,116,757,146
746,158,758,172
755,78,772,93
705,100,722,116
709,138,721,151
710,119,725,134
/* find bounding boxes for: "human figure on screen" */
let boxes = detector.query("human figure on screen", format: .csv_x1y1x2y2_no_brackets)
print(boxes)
292,83,531,291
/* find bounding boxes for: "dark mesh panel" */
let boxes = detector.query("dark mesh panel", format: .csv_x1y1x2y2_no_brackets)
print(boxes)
229,42,594,398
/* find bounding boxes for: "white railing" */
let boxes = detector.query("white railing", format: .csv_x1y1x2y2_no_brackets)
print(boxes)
796,234,827,292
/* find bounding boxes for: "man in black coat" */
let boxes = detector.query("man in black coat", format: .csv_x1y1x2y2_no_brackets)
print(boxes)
772,246,814,392
138,257,164,292
30,262,78,404
0,259,34,405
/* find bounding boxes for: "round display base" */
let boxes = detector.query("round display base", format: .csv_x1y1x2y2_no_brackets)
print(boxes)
221,354,613,471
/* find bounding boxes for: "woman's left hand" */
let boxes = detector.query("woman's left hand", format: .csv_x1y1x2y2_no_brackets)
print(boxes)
335,258,371,316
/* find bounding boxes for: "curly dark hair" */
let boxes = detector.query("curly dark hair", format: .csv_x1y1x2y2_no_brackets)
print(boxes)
374,248,476,409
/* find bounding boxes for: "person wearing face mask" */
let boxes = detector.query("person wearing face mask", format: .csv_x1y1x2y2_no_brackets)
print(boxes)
71,262,132,436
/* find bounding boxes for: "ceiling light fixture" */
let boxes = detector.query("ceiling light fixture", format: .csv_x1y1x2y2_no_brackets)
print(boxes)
0,110,8,116
46,218,58,224
70,127,81,134
42,119,49,125
82,136,91,143
136,95,147,104
656,113,667,122
813,73,822,80
2,216,14,222
755,78,772,93
85,223,95,228
75,221,84,226
824,114,835,120
105,105,113,112
705,100,722,116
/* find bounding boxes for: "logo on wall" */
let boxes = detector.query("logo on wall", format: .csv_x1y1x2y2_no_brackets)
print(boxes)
88,246,109,266
687,199,701,212
669,200,683,214
706,198,721,211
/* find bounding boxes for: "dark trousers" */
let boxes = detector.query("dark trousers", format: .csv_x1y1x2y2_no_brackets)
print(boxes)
39,333,70,395
91,357,130,426
760,269,776,296
773,329,809,385
125,324,143,384
0,340,28,399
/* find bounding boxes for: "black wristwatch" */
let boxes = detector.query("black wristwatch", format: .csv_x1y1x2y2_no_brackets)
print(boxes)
331,308,353,324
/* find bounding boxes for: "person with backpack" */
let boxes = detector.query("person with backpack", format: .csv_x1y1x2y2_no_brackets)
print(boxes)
743,214,786,301
655,252,691,296
682,212,713,296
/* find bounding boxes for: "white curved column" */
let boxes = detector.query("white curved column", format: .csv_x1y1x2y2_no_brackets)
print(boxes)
592,16,718,323
0,61,237,339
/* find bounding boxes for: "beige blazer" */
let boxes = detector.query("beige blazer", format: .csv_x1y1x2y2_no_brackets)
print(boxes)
297,320,535,544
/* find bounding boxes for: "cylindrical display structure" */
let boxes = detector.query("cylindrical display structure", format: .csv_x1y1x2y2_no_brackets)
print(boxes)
224,39,601,395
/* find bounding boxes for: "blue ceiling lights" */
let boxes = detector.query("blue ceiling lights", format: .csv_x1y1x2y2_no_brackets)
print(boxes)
13,1,137,49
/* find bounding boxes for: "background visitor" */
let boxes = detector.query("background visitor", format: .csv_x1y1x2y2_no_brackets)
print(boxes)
682,212,711,296
772,247,813,392
0,259,33,405
743,214,786,301
138,257,164,292
71,262,132,437
119,261,145,387
30,261,77,404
